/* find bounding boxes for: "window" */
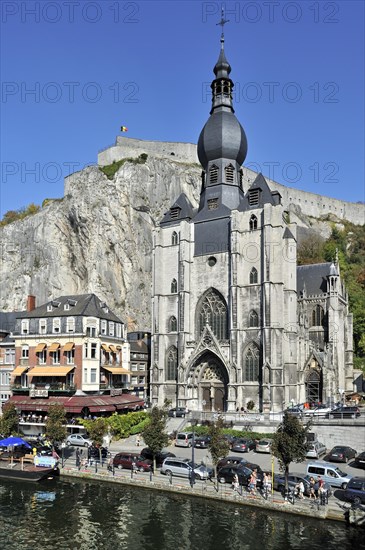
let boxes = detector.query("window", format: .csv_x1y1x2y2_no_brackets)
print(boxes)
22,346,29,359
84,342,89,359
250,267,258,284
249,310,259,327
170,207,180,220
109,322,115,336
207,198,218,210
5,349,15,365
139,364,145,371
166,346,177,381
225,164,234,183
90,368,97,383
21,320,29,334
91,343,97,359
86,326,96,337
169,316,177,332
244,345,259,381
131,363,138,371
66,350,74,365
311,305,324,327
53,318,61,333
131,376,138,385
52,350,60,365
249,215,257,231
209,164,218,184
101,320,107,335
39,319,47,334
38,349,47,365
116,323,122,338
66,317,75,332
197,289,228,340
172,231,178,245
83,368,88,383
248,189,259,206
171,279,178,293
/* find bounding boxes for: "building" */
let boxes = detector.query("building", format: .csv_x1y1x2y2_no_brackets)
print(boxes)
150,29,354,413
9,294,144,419
0,312,21,411
127,332,151,402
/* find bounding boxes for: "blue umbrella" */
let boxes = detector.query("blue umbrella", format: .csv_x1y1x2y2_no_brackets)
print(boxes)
0,436,32,449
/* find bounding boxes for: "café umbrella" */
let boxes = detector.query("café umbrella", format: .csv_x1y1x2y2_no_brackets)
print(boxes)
0,436,32,449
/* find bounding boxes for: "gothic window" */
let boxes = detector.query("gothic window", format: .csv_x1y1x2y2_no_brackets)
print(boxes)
169,316,177,332
166,346,177,381
249,310,259,327
197,289,228,340
171,279,178,293
171,231,178,245
250,267,258,284
225,164,234,183
249,215,257,231
209,164,219,184
311,305,324,327
244,344,259,381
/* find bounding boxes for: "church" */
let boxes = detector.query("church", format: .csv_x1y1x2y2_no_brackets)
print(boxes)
150,27,354,413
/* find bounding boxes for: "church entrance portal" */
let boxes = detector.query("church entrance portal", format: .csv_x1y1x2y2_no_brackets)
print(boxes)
190,354,228,412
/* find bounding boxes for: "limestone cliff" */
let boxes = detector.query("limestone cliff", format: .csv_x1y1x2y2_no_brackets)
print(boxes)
0,138,363,328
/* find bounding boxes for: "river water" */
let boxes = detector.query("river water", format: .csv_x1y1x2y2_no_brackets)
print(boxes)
0,477,364,550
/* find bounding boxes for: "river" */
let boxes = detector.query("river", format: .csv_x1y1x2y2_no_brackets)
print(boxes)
0,477,364,550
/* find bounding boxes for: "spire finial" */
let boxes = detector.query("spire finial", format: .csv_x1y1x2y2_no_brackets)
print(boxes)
216,7,229,46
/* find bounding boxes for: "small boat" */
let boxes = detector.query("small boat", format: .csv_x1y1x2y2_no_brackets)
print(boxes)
0,436,59,482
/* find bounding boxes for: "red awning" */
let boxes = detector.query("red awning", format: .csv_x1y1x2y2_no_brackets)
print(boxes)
9,394,144,414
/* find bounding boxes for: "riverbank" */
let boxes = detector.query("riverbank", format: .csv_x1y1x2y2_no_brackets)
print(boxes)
59,461,348,525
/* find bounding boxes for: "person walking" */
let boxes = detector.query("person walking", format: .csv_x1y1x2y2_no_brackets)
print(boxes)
232,473,239,492
309,477,316,500
248,469,257,495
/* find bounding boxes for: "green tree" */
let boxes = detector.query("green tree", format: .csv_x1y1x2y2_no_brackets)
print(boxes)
207,416,230,483
45,404,67,448
141,405,169,473
0,402,19,436
83,417,109,463
271,413,311,496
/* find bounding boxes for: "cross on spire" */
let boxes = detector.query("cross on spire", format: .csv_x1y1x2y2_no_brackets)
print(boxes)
216,7,230,42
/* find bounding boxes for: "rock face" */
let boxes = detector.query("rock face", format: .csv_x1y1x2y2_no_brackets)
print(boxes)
0,138,363,328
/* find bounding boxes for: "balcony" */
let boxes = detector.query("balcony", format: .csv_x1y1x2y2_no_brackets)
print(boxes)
11,382,76,395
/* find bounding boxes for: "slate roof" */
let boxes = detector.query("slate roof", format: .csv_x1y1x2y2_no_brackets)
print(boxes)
0,311,23,334
160,193,196,225
239,173,281,211
297,263,333,296
15,294,124,323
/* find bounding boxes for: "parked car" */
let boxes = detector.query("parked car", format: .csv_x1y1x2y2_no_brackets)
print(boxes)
88,446,109,461
175,432,193,447
139,448,176,467
327,446,357,463
113,452,152,472
354,451,365,470
325,406,361,419
217,464,255,486
231,438,256,453
222,434,237,448
304,405,334,417
344,477,365,505
255,439,272,453
193,435,211,449
306,441,327,459
66,434,93,447
273,473,332,499
161,457,213,480
168,407,189,418
217,455,249,471
306,461,352,489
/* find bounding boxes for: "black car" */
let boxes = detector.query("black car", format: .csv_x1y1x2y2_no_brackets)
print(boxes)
217,455,248,471
327,446,357,463
217,464,255,486
193,435,211,449
168,407,189,418
140,447,176,467
88,446,109,462
325,406,361,419
344,477,365,505
231,438,256,453
354,451,365,470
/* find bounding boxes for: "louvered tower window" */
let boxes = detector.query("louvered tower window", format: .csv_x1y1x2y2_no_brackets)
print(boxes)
225,164,234,183
209,164,219,184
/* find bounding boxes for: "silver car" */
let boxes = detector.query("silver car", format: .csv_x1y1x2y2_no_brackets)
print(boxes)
306,441,327,459
161,457,213,480
66,434,93,447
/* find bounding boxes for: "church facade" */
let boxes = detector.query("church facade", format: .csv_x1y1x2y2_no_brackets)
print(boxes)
150,32,353,413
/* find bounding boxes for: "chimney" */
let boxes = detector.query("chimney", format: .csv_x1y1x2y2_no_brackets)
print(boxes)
27,295,36,312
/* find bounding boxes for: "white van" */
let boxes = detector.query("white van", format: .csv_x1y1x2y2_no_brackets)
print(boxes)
306,461,352,489
175,432,193,448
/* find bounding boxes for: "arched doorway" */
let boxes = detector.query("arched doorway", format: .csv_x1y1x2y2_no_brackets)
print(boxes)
305,368,322,404
190,353,228,412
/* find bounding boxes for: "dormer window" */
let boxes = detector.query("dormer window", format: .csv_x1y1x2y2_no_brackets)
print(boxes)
21,320,29,334
170,207,180,220
51,300,61,308
225,164,234,183
248,189,259,206
209,164,218,184
47,305,53,312
64,304,70,311
53,318,61,333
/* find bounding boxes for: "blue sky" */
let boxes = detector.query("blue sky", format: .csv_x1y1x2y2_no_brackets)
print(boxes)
1,0,364,217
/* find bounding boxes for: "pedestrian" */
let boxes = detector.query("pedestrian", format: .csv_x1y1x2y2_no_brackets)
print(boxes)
295,480,305,499
107,455,113,472
248,469,257,495
317,476,326,504
232,473,239,492
76,448,80,468
309,476,316,500
262,472,271,495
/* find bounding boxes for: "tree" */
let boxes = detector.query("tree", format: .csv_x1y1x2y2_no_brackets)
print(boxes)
45,404,67,448
207,415,230,484
141,405,169,473
271,413,311,496
0,402,19,437
83,417,109,463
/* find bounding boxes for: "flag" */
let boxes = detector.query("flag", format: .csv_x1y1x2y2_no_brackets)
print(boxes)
121,126,128,132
